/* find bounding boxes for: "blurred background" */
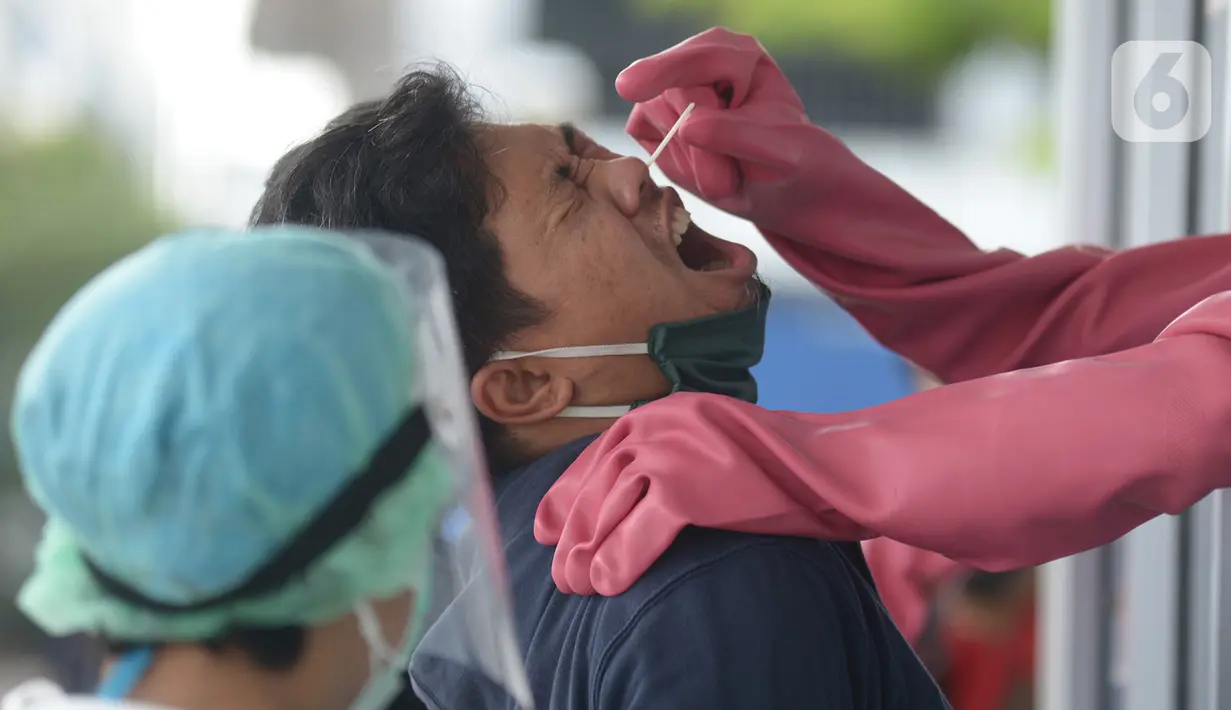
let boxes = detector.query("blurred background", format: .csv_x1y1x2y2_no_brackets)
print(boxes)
0,0,1096,707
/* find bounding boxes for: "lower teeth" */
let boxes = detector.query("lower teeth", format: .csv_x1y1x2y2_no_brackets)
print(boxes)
698,261,730,272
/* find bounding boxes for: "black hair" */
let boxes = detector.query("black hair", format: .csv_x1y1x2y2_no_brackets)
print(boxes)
104,627,305,671
250,64,549,471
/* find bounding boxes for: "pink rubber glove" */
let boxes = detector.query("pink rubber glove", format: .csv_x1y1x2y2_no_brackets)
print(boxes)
535,293,1231,601
619,28,1231,385
618,27,811,209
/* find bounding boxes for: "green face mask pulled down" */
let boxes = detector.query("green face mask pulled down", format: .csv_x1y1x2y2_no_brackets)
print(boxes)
490,284,771,417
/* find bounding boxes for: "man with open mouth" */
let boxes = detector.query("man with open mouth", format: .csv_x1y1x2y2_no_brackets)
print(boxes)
251,49,949,710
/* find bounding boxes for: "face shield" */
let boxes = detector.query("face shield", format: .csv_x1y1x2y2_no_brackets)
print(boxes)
349,232,535,710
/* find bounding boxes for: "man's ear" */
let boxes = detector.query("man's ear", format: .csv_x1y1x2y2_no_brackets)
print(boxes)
471,359,574,425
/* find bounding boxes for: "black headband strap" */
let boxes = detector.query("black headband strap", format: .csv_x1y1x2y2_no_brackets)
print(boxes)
84,406,432,613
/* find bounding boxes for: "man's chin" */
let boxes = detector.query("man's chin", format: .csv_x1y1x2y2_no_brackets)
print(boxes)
742,274,769,308
699,273,767,315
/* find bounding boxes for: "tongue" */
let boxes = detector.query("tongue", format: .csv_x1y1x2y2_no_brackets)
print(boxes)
678,225,728,271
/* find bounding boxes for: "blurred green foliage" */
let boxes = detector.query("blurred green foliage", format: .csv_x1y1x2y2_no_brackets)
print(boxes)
633,0,1051,82
0,128,175,486
1016,117,1055,174
0,130,173,330
0,127,172,645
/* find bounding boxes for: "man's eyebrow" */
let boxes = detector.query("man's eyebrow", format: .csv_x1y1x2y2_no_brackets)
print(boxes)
557,122,579,155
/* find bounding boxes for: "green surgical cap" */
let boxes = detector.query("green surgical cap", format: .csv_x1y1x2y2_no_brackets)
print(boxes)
10,226,452,641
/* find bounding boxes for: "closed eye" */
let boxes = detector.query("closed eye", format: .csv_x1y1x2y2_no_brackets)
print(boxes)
560,123,580,156
559,122,619,161
555,123,582,184
555,154,590,186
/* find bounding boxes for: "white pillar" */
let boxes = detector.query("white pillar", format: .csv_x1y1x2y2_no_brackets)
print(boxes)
1039,2,1121,707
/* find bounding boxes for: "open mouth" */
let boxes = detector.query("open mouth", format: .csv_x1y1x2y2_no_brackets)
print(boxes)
670,205,736,272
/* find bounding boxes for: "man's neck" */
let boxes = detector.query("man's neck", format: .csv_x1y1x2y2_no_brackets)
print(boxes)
506,417,617,468
117,647,286,710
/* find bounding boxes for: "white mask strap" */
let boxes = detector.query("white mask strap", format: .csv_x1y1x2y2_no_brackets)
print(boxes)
355,601,396,668
488,344,648,418
558,405,633,418
489,343,649,361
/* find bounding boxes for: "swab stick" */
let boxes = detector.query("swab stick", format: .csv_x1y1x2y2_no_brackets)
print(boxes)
646,102,695,168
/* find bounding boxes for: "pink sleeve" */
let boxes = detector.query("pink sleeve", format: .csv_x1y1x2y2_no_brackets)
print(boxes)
773,294,1231,569
754,135,1231,644
749,124,1231,382
539,293,1231,599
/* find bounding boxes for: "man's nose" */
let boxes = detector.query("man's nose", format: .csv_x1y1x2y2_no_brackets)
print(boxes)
592,156,655,217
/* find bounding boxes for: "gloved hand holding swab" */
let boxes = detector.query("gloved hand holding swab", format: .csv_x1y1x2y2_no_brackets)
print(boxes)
645,102,695,169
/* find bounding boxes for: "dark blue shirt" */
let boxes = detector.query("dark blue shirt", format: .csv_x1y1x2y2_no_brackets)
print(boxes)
411,436,950,710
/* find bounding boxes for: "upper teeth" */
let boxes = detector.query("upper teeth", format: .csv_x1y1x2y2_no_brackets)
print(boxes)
671,206,691,247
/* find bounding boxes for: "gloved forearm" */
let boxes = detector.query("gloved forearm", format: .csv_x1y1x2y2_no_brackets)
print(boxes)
537,292,1231,595
746,121,1231,383
737,317,1231,566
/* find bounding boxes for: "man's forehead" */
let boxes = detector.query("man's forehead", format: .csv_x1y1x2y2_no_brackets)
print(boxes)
485,122,618,156
479,124,554,182
484,123,563,152
481,125,560,188
480,125,564,233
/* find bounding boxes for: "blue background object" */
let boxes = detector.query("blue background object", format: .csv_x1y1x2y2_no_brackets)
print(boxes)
754,294,915,413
